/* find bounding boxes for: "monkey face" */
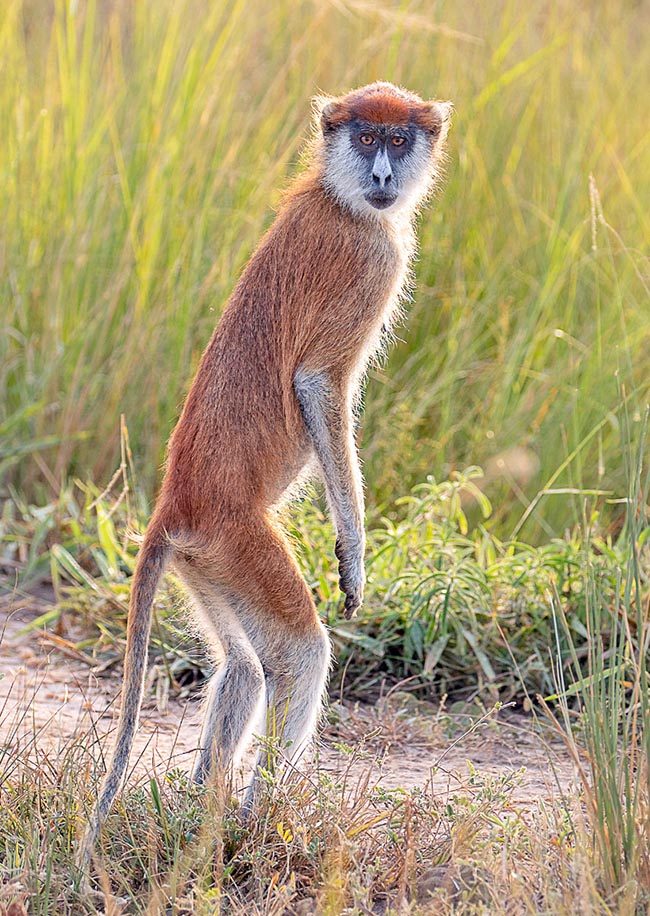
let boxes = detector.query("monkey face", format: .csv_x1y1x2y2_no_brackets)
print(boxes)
347,122,427,211
316,83,451,219
321,121,435,217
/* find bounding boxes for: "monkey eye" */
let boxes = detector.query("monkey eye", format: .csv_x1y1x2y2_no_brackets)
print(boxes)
359,134,375,146
391,136,406,147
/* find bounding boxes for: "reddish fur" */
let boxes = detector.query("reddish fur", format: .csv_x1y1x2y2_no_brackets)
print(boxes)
321,82,443,135
152,172,400,631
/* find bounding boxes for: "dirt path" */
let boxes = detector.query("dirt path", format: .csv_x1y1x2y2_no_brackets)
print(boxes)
0,598,578,809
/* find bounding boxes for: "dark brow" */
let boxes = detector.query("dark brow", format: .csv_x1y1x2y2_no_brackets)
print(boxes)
348,119,416,141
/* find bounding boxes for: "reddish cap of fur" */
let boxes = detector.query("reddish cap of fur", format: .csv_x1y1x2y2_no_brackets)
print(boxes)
319,81,448,136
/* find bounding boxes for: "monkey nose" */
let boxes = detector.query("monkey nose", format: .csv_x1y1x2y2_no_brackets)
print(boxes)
372,152,392,188
372,170,392,188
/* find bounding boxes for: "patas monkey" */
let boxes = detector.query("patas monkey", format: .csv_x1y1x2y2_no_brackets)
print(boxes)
79,81,451,861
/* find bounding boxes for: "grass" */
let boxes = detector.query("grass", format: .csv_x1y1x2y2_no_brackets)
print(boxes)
1,0,649,537
0,656,647,914
542,406,650,903
0,459,640,702
1,452,650,910
0,711,544,914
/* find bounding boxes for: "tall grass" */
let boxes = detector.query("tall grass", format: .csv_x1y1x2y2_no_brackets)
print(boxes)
1,0,649,537
545,405,650,903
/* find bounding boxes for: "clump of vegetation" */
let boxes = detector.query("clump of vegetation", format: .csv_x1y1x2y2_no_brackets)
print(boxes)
0,722,541,915
3,463,644,704
541,410,650,904
4,438,649,912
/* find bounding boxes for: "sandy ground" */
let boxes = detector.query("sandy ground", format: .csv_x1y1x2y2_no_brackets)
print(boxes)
0,596,579,810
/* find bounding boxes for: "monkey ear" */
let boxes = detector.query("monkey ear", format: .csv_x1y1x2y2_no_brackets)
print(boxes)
312,94,346,134
415,99,453,137
434,101,454,125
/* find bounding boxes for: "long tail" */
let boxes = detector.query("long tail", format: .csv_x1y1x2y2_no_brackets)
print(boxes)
77,524,171,870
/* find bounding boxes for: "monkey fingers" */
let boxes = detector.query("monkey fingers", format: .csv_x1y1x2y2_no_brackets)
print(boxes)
342,593,362,620
335,538,365,618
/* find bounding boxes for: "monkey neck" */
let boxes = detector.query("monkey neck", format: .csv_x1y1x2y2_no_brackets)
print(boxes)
285,164,418,255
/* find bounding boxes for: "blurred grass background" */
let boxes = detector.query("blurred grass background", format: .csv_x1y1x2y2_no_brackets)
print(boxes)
1,0,649,539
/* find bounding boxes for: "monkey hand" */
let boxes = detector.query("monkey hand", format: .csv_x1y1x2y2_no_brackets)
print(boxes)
335,537,365,620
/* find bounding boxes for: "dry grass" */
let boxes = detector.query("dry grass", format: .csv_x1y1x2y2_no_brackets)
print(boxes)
0,687,644,916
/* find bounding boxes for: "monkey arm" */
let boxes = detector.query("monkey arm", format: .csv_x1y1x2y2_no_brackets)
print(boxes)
294,367,366,619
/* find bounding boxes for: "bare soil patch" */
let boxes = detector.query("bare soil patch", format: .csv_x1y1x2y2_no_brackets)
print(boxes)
0,599,577,810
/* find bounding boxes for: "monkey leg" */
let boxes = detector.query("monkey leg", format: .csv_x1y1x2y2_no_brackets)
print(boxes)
243,618,330,810
175,562,266,785
209,516,332,809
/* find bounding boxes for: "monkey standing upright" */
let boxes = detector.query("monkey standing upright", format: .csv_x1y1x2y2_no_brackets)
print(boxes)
79,81,451,859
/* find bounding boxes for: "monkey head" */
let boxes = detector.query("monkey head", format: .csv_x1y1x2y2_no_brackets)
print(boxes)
315,81,452,218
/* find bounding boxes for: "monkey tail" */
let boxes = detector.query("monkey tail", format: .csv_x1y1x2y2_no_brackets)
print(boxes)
77,522,172,873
